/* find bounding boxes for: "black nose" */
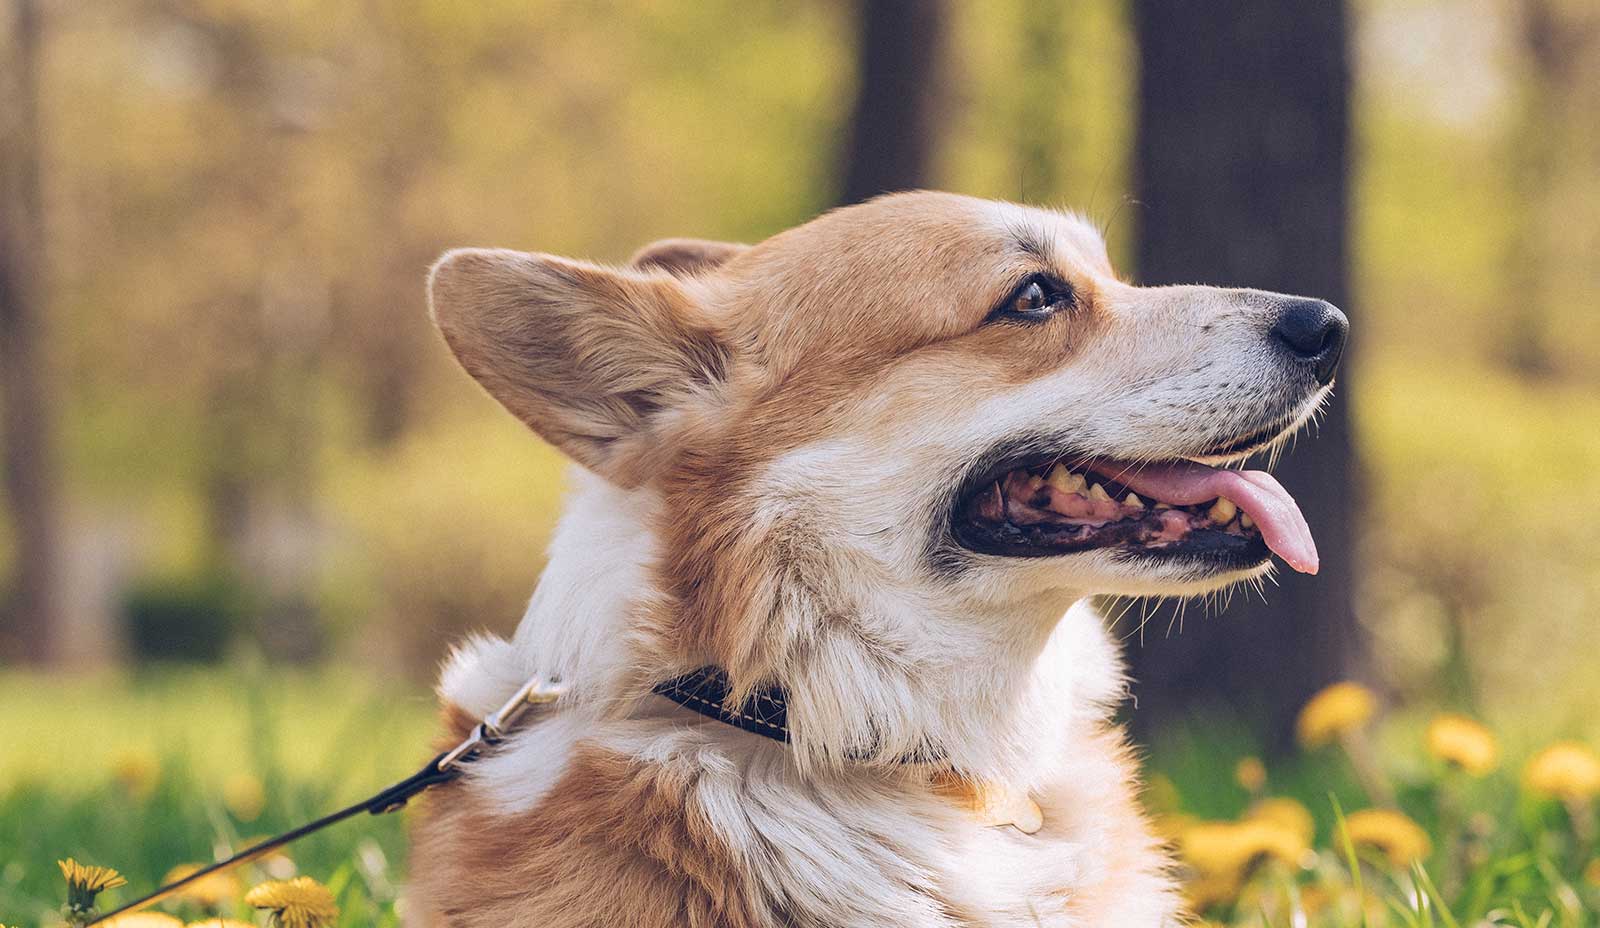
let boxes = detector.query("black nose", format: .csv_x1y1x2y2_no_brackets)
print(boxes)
1269,298,1348,385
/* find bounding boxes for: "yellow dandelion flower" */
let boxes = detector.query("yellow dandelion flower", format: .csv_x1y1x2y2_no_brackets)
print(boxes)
224,772,266,823
99,914,184,927
1234,756,1267,793
59,858,128,893
246,876,338,928
1343,808,1432,867
1426,714,1498,776
1179,818,1309,881
112,748,160,800
1524,742,1600,801
161,864,241,908
59,858,128,914
1295,682,1377,748
186,921,257,927
1248,796,1316,846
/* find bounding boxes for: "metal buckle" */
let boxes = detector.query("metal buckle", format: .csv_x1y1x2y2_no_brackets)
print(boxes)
437,675,567,772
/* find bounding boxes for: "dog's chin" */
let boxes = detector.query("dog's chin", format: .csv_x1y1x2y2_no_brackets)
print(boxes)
1077,551,1275,599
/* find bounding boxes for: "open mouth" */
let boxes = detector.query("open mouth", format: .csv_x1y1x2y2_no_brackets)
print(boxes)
951,456,1318,575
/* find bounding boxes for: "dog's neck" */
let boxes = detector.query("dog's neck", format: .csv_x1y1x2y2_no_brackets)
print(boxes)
504,469,1128,784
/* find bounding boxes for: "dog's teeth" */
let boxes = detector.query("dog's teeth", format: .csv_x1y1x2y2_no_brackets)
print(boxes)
1087,482,1111,503
1045,464,1080,493
1208,496,1237,524
1240,511,1254,530
1026,474,1044,492
1153,502,1172,510
1123,492,1144,510
1046,464,1087,495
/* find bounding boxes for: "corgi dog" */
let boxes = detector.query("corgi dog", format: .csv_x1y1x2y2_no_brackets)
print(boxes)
409,191,1346,927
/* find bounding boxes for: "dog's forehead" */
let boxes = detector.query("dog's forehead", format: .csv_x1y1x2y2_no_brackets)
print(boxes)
741,192,1108,275
986,199,1113,275
705,193,1112,358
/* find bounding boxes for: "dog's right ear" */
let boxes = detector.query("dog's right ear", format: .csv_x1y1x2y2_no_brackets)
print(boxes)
629,237,749,277
427,248,728,484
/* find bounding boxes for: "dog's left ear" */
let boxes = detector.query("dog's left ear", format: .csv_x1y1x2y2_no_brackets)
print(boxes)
629,238,749,277
428,247,728,484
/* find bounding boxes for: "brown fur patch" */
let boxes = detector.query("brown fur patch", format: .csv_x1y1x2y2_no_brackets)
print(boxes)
409,746,766,928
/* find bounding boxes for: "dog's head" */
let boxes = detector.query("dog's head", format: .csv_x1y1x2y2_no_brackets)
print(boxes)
429,192,1344,682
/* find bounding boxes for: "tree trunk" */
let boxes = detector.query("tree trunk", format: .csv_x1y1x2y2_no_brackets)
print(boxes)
0,0,64,664
838,0,949,205
1499,0,1600,379
1127,0,1358,745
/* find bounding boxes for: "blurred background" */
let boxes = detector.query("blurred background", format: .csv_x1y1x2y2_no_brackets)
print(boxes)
2,0,1600,775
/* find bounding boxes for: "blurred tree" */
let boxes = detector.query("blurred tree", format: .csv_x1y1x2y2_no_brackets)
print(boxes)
0,0,64,664
1126,0,1359,745
838,0,949,204
336,1,451,448
1012,0,1068,203
1500,0,1600,379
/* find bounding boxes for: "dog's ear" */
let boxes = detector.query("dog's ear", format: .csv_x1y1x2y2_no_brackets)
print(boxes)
428,248,728,483
629,238,749,277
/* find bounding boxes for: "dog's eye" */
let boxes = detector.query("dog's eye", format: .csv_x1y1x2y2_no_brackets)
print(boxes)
990,275,1074,324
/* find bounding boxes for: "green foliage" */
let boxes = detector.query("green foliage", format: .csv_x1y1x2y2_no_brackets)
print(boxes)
0,669,433,927
5,673,1600,927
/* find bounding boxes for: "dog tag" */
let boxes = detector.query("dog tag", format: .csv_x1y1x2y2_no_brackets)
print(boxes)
930,773,1044,834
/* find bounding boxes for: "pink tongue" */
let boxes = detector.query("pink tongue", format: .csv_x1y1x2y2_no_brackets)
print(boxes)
1092,461,1319,574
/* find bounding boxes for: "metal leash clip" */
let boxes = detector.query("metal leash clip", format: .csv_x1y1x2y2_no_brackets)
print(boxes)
437,675,568,773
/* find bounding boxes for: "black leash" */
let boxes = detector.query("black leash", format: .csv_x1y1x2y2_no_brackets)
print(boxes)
87,676,567,925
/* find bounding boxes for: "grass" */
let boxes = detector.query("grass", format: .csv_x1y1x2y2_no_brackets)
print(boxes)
2,670,1598,927
0,667,436,927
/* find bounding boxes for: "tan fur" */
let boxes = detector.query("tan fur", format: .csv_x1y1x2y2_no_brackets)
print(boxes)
428,250,728,483
410,746,766,928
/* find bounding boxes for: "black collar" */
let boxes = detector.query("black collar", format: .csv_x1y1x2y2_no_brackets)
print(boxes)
653,667,791,743
654,668,946,764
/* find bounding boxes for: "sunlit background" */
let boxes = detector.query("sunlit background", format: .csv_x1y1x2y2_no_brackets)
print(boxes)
2,0,1599,922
